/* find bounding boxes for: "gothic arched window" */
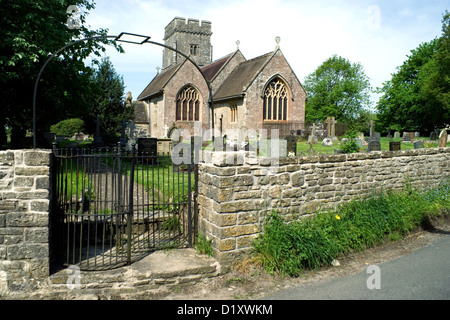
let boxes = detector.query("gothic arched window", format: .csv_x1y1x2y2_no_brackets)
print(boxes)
176,86,200,121
263,78,288,121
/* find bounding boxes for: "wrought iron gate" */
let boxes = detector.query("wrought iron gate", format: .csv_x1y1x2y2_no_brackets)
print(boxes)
51,143,198,270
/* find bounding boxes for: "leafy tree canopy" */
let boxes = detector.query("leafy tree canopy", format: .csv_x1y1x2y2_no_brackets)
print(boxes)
0,0,123,148
376,11,449,133
303,55,373,125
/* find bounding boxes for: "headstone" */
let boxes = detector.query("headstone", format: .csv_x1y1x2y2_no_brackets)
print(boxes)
394,132,400,139
119,120,127,148
138,137,157,156
286,135,297,156
157,138,173,155
322,138,333,146
430,131,437,141
369,120,374,138
307,141,314,154
414,141,424,149
386,127,393,139
326,117,332,137
402,132,411,142
389,141,401,151
330,117,338,141
438,130,448,147
368,140,381,152
409,132,415,141
308,123,318,144
414,132,420,138
93,116,104,147
355,138,364,148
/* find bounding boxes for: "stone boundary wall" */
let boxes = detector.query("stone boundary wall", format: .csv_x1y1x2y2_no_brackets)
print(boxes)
0,150,52,293
198,148,450,268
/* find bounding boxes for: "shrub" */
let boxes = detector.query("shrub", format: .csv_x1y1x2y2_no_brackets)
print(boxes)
50,118,85,137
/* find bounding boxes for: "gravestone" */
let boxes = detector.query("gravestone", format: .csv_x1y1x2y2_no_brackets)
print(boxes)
438,130,448,147
355,138,364,148
402,132,411,142
138,137,157,156
414,141,424,149
386,127,393,139
307,123,318,144
409,132,415,141
414,132,420,138
430,131,437,141
322,138,333,146
389,141,401,151
157,138,172,155
368,140,381,152
394,132,400,139
286,135,297,156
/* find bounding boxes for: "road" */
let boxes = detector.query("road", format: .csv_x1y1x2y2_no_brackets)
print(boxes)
265,234,450,300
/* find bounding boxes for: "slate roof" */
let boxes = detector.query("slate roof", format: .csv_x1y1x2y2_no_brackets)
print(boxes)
137,63,180,100
213,51,274,101
201,53,232,81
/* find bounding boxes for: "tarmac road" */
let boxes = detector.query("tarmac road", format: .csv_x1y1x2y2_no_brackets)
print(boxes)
265,234,450,300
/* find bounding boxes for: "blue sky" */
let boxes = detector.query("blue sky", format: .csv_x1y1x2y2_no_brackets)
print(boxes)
84,0,449,107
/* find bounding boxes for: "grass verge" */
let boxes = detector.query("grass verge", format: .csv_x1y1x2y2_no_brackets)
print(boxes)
253,179,450,277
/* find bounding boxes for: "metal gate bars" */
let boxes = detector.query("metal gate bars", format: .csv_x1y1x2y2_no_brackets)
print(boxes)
51,143,197,270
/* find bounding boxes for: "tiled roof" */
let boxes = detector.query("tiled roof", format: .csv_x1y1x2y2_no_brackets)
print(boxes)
137,63,180,100
213,52,273,101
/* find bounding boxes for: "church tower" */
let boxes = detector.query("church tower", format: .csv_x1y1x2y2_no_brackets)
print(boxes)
162,17,213,70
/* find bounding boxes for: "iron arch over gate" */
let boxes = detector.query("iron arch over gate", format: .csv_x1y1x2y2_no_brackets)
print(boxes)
52,142,198,270
33,32,210,271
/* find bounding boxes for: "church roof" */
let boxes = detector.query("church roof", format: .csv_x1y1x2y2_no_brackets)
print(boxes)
213,51,274,101
201,53,232,81
137,63,180,101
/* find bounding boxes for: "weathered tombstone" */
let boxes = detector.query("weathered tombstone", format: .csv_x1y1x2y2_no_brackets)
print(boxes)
373,132,381,141
307,141,314,154
331,117,338,141
286,135,297,156
326,117,332,138
355,138,364,148
414,141,424,149
438,130,448,147
322,137,333,146
307,123,318,144
138,137,157,156
409,132,415,141
386,127,393,139
368,140,381,152
394,131,400,139
430,131,437,141
157,138,172,156
163,124,170,138
389,141,401,151
414,132,420,138
402,132,411,142
119,120,127,148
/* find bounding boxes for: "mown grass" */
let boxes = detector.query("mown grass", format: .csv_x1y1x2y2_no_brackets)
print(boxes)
253,179,450,277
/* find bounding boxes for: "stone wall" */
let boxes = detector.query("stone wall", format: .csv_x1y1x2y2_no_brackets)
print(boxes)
198,148,450,268
0,150,52,293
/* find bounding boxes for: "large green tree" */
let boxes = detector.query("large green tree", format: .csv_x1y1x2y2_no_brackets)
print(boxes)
303,55,372,124
87,57,133,143
0,0,122,148
376,11,449,133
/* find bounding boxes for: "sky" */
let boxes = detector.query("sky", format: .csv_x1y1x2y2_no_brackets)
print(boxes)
82,0,449,108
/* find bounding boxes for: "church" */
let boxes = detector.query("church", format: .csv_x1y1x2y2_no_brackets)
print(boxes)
134,17,306,142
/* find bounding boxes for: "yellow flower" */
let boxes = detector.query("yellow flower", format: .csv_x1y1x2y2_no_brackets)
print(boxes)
335,214,341,220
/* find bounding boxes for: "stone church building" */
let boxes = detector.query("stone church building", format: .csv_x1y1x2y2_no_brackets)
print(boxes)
134,17,306,141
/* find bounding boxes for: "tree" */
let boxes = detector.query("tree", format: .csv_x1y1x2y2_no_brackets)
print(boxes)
0,0,123,148
87,57,133,143
376,39,444,133
419,11,450,125
303,55,372,125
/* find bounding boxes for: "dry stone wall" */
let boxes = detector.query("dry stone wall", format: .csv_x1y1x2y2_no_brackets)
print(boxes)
198,148,450,268
0,150,51,293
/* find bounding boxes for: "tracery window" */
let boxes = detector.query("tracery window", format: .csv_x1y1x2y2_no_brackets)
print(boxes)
176,86,200,121
263,78,288,121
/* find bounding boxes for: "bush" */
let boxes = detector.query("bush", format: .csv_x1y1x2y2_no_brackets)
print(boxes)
340,128,360,153
253,180,450,276
50,118,85,137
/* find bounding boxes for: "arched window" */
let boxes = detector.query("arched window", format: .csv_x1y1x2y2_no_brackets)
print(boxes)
176,86,200,121
263,78,288,121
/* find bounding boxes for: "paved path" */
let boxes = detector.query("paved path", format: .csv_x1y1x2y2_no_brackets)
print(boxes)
266,234,450,300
